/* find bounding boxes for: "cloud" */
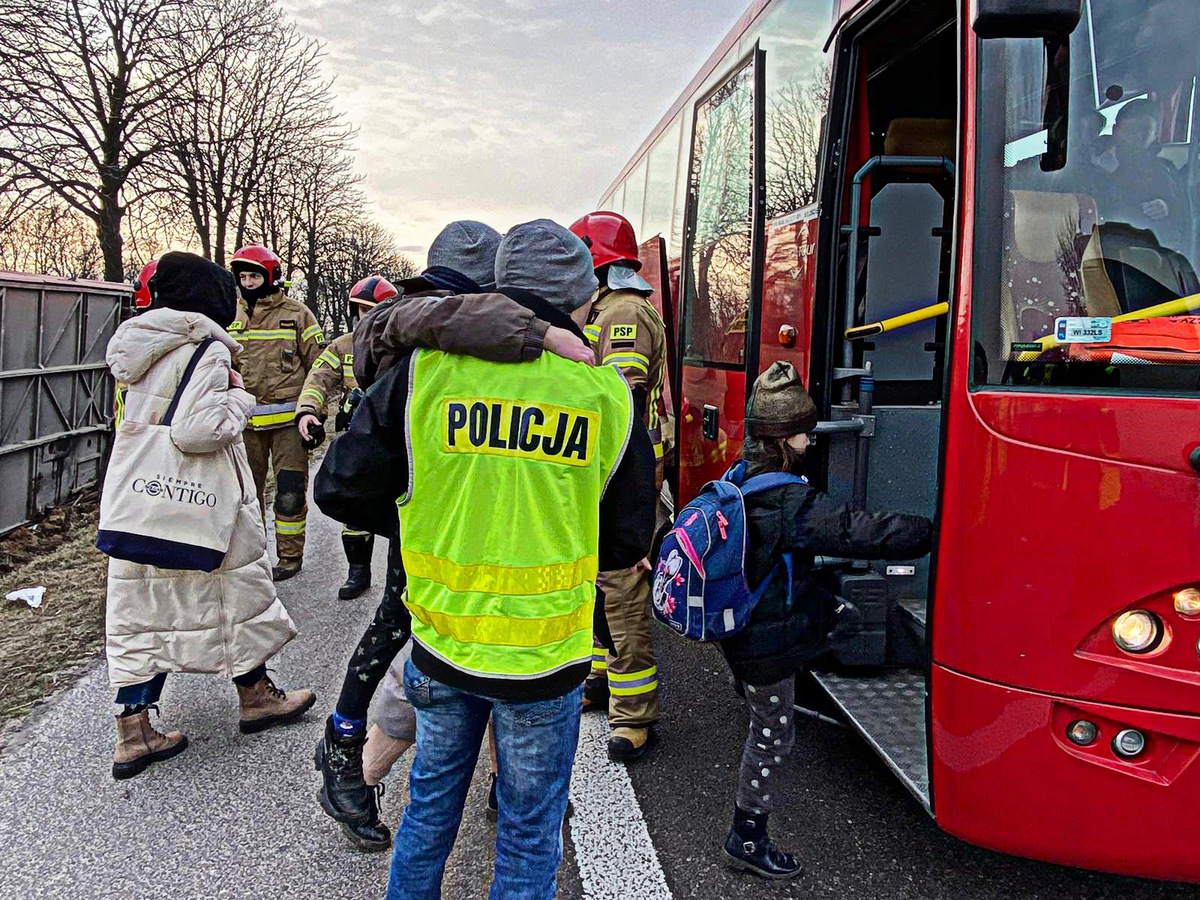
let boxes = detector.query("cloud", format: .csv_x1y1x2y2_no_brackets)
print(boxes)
277,0,748,251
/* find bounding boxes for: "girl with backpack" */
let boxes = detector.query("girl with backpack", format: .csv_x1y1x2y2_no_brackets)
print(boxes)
719,361,932,879
100,252,315,780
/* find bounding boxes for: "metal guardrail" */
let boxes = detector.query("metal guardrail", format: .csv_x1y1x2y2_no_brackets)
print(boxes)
0,272,129,535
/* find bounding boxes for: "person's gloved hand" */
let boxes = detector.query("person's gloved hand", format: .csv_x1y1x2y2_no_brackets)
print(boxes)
336,388,365,432
298,414,326,450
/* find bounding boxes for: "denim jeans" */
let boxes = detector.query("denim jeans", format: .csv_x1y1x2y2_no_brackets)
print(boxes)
386,658,583,900
112,664,267,708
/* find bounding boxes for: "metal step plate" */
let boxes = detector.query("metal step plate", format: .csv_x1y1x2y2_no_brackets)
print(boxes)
812,670,930,812
898,597,926,629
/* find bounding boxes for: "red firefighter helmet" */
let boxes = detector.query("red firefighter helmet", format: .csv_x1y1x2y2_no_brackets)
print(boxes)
349,275,398,310
133,259,157,309
229,244,284,287
569,210,642,272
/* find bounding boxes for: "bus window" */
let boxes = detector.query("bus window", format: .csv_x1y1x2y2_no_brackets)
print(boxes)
974,0,1200,391
624,158,648,238
644,116,682,245
682,60,756,367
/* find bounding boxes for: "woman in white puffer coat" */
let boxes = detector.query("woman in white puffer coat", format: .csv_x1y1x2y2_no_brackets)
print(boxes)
102,251,314,780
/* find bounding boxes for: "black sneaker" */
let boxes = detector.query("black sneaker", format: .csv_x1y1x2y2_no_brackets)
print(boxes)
486,772,499,822
314,718,391,852
722,831,804,880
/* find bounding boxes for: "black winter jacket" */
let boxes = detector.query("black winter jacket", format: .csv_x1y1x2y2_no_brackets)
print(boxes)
313,303,657,701
719,476,933,685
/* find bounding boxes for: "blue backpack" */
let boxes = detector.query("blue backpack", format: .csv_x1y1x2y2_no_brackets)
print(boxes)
651,462,807,642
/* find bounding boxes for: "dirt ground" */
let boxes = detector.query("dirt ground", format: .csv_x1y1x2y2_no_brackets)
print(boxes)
0,492,107,730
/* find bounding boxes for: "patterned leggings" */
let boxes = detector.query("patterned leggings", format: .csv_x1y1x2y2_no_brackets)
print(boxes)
735,675,796,815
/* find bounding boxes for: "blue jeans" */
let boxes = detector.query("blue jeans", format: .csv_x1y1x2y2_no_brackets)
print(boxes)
113,664,267,708
386,659,583,900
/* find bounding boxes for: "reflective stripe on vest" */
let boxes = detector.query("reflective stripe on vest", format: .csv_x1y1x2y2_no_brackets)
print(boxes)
398,350,633,682
250,401,297,427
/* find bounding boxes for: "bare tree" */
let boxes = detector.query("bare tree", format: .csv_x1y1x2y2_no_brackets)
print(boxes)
309,216,419,335
0,0,243,281
154,0,347,265
766,65,831,219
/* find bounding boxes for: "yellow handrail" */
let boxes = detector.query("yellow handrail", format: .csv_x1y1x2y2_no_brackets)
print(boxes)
845,302,949,341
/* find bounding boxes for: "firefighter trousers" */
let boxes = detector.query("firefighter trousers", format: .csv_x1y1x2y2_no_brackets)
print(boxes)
244,426,310,563
587,565,660,728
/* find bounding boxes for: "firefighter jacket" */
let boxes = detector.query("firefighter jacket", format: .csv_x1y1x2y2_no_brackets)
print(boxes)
297,332,356,420
584,287,667,462
227,291,325,429
314,298,658,702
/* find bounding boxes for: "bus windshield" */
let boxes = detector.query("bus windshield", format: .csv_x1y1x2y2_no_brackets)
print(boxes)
973,0,1200,391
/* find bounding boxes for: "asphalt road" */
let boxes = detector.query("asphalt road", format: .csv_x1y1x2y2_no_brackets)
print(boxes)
2,494,1200,899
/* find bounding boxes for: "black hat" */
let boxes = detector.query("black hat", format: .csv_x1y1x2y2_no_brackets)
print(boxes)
150,251,238,329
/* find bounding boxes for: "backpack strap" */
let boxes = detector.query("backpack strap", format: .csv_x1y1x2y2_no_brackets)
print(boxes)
738,471,808,497
163,338,217,427
748,551,796,610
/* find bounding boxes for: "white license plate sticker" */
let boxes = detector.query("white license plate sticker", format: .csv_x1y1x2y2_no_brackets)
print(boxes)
1055,317,1112,344
887,565,916,576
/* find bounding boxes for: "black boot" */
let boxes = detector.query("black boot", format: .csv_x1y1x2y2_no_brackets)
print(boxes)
338,535,373,600
722,808,804,880
314,717,391,852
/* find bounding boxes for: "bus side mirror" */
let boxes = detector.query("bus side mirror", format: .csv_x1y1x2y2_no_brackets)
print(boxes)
972,0,1081,39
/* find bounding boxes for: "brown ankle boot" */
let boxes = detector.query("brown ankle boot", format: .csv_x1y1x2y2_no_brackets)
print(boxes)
112,708,188,780
362,723,412,786
237,674,316,734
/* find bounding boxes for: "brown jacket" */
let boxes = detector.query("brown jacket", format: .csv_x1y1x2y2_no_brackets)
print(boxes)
227,291,325,428
353,291,550,389
297,332,355,419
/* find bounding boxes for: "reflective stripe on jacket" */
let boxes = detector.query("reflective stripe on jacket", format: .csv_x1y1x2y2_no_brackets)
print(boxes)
398,350,634,692
227,292,324,427
297,332,357,418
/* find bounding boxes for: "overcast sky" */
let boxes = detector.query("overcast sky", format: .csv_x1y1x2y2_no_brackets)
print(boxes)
277,0,750,260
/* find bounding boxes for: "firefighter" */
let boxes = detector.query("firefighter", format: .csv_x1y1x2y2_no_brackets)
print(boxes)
569,210,668,763
227,244,325,581
295,275,398,600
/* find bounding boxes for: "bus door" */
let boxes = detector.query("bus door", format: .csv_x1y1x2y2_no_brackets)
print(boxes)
804,0,960,813
676,49,766,503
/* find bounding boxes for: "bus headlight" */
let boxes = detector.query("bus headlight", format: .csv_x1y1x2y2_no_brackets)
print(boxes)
1066,720,1098,746
1112,729,1146,759
1112,611,1161,654
1175,588,1200,618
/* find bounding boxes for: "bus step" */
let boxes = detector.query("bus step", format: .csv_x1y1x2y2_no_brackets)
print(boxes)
898,597,926,642
811,670,930,813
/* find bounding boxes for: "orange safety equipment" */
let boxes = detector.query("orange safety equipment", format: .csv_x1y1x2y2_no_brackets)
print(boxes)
570,211,642,272
133,260,157,310
349,275,399,310
230,244,285,288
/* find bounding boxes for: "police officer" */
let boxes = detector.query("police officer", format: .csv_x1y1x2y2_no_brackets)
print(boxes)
315,219,655,897
296,275,398,599
228,244,325,581
570,210,667,763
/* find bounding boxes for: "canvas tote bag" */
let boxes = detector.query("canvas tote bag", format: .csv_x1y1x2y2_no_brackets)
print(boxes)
97,338,242,571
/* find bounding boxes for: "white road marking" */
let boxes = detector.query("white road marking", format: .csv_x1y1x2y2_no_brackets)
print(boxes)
569,713,673,900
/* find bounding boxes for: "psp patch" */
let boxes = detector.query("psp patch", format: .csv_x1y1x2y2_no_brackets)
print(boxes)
443,398,597,467
610,324,638,342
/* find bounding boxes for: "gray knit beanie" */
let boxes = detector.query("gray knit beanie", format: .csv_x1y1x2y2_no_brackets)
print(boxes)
427,220,501,291
745,361,818,438
494,219,598,313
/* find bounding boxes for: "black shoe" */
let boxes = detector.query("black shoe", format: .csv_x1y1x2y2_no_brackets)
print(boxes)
486,772,499,822
338,564,372,600
581,679,609,713
722,831,804,880
314,718,391,852
272,559,302,582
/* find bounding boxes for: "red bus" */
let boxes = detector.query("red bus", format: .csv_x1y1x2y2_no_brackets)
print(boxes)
603,0,1200,883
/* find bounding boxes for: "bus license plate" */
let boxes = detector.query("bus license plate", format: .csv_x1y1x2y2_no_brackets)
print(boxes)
1055,317,1112,344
